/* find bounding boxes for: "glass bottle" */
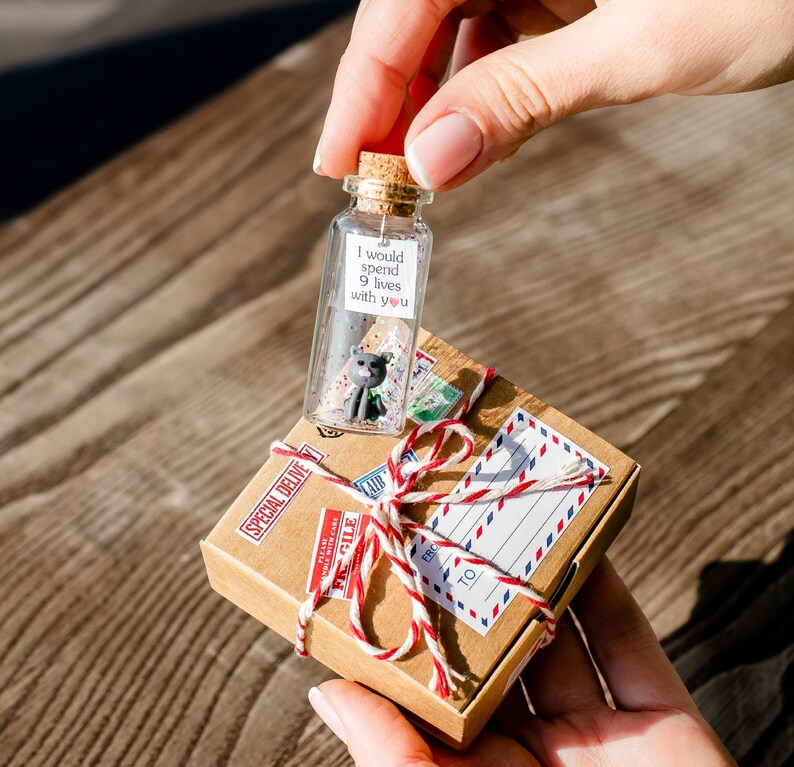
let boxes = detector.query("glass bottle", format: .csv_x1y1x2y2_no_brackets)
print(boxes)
304,152,434,436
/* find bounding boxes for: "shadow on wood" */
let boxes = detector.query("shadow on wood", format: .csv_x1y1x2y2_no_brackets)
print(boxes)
661,532,794,766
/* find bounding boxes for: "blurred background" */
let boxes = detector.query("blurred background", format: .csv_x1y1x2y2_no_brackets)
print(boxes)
0,0,355,220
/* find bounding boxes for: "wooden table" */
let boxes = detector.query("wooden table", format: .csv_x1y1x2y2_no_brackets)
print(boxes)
1,14,792,767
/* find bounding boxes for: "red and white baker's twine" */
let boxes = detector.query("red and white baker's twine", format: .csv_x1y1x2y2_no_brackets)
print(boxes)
270,368,598,698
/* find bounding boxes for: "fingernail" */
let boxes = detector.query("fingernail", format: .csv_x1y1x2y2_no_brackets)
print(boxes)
308,687,347,744
313,148,322,174
406,112,482,189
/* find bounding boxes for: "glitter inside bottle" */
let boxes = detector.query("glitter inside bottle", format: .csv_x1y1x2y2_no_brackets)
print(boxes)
304,152,434,435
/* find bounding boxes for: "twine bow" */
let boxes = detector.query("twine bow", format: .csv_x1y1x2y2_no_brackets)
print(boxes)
270,369,599,697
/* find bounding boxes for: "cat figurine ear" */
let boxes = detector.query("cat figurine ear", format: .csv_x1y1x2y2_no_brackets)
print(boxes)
350,346,362,357
381,352,393,364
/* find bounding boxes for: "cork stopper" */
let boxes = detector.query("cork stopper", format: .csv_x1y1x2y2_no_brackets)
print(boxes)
357,152,416,186
343,151,432,217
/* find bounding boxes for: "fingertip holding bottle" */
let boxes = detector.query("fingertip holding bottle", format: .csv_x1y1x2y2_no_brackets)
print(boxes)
406,112,483,189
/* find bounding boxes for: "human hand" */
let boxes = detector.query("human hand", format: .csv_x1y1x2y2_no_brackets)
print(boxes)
314,0,794,190
307,558,737,766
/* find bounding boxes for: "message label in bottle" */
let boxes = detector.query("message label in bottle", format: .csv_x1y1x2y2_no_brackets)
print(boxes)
344,234,418,319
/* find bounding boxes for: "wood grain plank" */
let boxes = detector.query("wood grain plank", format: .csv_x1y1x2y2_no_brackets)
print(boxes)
611,303,794,765
0,11,792,766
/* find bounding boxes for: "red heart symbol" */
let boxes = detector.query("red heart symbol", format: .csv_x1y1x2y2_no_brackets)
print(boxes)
390,297,400,307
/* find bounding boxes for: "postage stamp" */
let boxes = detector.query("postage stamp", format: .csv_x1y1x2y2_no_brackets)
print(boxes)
407,373,463,423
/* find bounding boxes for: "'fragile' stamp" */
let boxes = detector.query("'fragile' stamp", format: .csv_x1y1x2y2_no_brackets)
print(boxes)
307,509,371,600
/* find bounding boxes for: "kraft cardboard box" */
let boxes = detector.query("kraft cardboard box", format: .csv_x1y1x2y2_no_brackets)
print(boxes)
201,329,640,749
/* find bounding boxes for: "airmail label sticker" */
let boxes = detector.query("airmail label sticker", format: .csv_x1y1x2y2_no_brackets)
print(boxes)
352,450,419,499
409,407,609,635
236,441,327,545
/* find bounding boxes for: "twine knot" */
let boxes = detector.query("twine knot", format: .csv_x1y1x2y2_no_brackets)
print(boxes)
270,370,598,697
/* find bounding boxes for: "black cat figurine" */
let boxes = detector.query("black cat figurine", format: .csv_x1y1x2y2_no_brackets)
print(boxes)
344,346,393,423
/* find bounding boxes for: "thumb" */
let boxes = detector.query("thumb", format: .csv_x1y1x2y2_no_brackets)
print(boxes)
308,681,436,767
405,2,671,190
